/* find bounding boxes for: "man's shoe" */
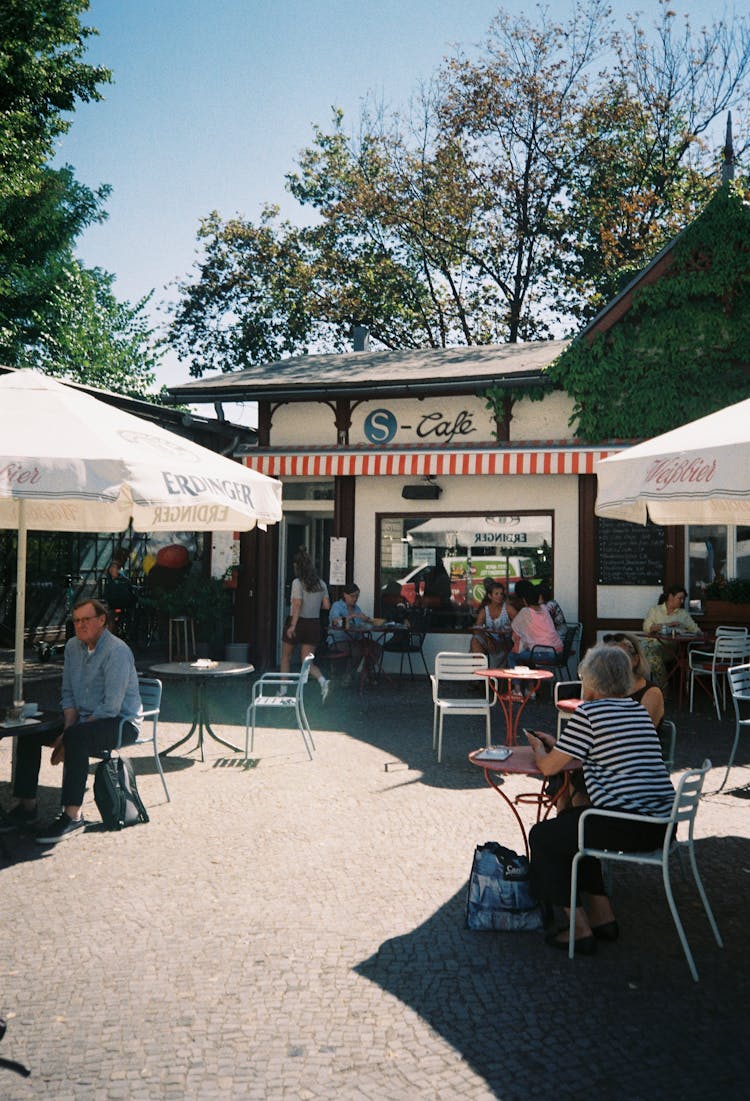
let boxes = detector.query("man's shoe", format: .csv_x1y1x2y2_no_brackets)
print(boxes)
0,804,38,832
35,812,85,845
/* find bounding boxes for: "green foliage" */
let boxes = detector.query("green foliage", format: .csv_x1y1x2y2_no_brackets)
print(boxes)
704,577,750,603
151,572,231,636
0,2,162,393
0,0,110,202
547,181,750,440
15,262,160,397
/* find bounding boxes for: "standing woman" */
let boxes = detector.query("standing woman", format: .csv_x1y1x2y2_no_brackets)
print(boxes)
281,548,331,702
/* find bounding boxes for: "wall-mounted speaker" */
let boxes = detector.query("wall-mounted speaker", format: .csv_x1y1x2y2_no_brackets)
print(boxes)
401,484,442,500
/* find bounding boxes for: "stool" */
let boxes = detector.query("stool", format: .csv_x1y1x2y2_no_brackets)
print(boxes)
168,616,196,661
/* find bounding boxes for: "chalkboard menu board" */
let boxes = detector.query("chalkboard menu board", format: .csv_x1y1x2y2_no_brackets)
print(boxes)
597,517,665,586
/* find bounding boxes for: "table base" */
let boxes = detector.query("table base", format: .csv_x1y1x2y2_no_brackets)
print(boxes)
160,680,242,760
479,766,570,859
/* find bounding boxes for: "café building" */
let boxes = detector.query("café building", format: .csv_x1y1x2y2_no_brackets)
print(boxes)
168,337,689,669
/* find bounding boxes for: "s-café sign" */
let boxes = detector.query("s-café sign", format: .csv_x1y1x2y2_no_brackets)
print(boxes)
363,407,477,446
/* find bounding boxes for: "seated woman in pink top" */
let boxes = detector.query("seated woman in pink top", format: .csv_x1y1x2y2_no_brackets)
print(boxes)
507,580,563,667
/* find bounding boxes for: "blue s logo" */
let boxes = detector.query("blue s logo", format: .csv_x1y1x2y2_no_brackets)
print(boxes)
364,408,397,444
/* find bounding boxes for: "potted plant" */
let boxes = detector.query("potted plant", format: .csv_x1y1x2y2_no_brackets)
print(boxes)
703,578,750,627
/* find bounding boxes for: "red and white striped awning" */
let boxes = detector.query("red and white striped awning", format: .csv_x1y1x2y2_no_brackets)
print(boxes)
243,444,621,478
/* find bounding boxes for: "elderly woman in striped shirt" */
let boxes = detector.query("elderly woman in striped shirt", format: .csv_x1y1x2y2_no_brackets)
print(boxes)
525,644,675,956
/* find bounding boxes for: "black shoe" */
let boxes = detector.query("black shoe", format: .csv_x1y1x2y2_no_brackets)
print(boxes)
35,812,86,845
545,930,597,956
0,804,38,832
591,920,620,942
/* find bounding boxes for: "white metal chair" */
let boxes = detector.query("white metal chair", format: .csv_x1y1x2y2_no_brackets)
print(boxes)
112,677,169,801
569,759,722,981
721,663,750,791
244,653,315,761
553,679,583,738
430,652,494,763
688,633,750,718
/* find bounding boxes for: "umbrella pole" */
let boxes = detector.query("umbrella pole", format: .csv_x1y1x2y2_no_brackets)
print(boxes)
13,500,27,706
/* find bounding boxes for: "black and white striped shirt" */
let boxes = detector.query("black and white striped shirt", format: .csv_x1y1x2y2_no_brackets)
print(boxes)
556,697,675,815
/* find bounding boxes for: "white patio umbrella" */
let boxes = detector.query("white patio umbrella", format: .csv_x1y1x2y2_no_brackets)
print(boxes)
0,370,283,703
595,397,750,525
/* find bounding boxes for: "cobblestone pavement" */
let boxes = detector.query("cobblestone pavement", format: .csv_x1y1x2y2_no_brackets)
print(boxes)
1,653,748,1100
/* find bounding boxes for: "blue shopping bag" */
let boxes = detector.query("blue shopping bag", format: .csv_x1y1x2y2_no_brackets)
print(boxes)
465,841,544,931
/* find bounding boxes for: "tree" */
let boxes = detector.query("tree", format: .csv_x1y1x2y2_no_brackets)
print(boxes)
0,1,161,393
0,164,110,363
168,1,750,375
0,0,109,202
17,261,160,397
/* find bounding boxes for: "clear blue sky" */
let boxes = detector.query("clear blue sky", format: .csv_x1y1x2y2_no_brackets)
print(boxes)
57,0,739,403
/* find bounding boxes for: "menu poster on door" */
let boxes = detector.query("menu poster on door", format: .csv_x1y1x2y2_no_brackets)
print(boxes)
329,537,347,586
211,530,240,579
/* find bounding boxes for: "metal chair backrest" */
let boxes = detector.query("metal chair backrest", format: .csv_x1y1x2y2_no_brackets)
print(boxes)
297,653,315,694
137,677,162,721
712,634,750,667
728,662,750,704
434,651,488,682
715,625,749,640
553,679,582,705
669,758,711,838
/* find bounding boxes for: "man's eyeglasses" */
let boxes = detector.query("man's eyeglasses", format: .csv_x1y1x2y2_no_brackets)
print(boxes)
72,614,103,625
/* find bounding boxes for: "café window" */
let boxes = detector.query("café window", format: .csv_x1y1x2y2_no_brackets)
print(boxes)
688,525,750,599
377,513,553,630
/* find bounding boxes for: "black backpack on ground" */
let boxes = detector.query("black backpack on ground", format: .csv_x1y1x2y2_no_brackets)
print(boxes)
93,756,149,830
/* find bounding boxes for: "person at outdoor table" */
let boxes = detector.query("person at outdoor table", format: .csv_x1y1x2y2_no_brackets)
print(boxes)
470,581,512,661
643,584,700,637
329,582,382,683
507,579,562,668
553,631,667,813
641,584,700,689
281,547,331,702
1,598,143,843
525,644,675,955
603,631,665,731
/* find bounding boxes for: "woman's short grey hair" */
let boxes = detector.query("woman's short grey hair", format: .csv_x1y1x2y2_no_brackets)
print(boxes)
579,643,634,698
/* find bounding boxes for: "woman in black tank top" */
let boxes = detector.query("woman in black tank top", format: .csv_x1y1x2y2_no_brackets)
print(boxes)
603,632,664,730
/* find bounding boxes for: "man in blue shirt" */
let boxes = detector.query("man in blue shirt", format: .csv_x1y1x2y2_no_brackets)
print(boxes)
2,599,143,844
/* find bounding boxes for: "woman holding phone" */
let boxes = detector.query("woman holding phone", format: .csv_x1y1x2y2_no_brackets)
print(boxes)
525,644,674,955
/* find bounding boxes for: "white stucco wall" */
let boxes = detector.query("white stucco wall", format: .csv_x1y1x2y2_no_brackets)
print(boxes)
352,473,580,672
270,392,577,448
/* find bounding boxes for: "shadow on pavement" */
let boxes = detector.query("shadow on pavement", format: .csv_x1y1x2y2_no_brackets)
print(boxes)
355,835,748,1100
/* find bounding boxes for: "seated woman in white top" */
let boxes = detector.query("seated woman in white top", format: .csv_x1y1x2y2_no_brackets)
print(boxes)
470,582,512,661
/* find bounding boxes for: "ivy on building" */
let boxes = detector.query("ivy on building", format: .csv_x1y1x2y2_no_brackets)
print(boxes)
488,181,750,442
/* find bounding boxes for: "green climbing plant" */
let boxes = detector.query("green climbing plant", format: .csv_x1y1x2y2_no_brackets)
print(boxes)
496,181,750,442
